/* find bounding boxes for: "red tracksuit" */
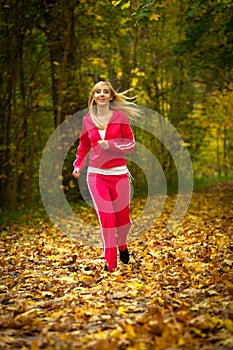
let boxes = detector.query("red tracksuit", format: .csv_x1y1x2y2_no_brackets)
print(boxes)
73,110,136,270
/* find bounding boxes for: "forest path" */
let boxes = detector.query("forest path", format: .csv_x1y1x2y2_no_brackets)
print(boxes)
0,182,232,350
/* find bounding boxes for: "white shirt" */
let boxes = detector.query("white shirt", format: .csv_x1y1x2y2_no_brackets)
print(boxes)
87,129,128,176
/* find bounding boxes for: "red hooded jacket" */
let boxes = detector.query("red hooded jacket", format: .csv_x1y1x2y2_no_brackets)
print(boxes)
73,109,136,171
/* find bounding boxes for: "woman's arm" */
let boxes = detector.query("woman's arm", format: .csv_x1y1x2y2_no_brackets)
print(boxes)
73,120,91,172
107,120,136,154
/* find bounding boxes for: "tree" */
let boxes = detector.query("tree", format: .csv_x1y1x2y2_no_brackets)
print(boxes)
40,0,80,127
1,0,233,212
0,0,48,210
180,0,233,89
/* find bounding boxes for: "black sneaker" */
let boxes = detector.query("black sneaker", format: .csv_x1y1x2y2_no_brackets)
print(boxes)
119,248,129,264
104,264,114,272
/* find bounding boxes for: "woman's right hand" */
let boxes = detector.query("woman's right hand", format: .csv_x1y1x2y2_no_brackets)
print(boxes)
72,168,80,178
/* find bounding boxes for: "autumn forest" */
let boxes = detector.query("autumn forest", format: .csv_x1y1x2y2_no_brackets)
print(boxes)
0,0,233,349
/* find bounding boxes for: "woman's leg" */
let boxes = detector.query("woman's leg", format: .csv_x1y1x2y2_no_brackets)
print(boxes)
110,174,132,252
87,174,117,271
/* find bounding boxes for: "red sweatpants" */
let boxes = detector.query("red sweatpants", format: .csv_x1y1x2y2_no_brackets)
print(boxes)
87,173,131,271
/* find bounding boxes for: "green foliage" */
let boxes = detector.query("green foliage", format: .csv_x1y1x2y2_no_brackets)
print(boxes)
181,0,233,86
0,0,233,211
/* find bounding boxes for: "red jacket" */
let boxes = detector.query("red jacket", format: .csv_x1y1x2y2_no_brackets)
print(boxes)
73,110,136,171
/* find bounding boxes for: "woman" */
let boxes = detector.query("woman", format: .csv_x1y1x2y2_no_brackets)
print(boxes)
72,81,139,271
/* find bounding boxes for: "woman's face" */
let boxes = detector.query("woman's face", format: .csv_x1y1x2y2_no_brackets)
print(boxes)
93,84,113,106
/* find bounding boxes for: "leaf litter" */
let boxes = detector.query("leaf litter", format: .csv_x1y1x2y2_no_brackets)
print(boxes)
0,182,232,350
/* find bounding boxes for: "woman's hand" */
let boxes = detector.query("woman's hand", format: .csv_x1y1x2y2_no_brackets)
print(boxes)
97,140,109,150
72,168,80,178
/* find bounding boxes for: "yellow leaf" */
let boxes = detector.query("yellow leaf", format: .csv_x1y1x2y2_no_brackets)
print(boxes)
121,1,130,10
224,259,233,266
92,58,104,66
30,340,40,350
117,70,123,78
112,0,122,6
125,324,136,339
131,77,138,87
0,285,7,291
149,13,160,21
118,306,128,316
224,318,233,332
69,180,76,188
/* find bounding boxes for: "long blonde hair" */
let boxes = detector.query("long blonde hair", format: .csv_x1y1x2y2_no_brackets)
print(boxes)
88,81,140,129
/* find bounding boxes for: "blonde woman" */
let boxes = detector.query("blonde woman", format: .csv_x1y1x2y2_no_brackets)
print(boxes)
72,81,139,271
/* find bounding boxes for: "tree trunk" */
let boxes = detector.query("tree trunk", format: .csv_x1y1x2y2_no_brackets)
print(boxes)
42,1,79,128
223,123,228,177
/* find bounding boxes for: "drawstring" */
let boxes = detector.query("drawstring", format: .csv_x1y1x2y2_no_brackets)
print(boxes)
127,170,134,183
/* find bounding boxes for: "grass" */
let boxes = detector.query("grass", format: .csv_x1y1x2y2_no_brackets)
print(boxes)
193,175,233,191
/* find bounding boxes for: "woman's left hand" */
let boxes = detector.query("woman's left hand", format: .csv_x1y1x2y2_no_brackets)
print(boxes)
97,140,109,150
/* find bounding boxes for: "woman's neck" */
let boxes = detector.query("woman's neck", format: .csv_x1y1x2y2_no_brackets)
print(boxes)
96,105,111,117
92,105,113,129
